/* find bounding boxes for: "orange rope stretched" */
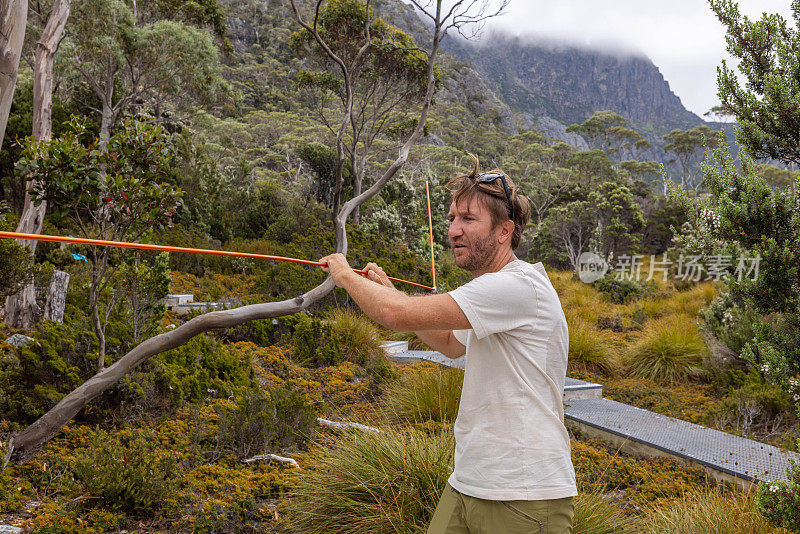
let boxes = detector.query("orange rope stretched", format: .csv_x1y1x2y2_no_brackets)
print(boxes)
0,231,435,291
425,181,437,292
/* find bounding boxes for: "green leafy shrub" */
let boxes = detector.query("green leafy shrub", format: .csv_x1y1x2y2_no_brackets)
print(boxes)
571,435,709,508
382,364,463,423
136,334,254,407
0,464,32,513
712,380,794,436
215,387,316,460
700,292,759,354
625,314,708,384
292,310,395,388
292,314,342,366
0,321,97,423
593,275,649,304
757,458,800,532
287,428,454,534
71,428,179,514
742,312,800,394
217,318,282,347
30,502,123,534
600,377,721,426
0,237,33,297
324,308,394,387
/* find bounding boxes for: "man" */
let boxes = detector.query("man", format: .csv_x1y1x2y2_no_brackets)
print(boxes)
320,156,577,533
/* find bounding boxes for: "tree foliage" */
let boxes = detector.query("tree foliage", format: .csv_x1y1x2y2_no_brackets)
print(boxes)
567,110,650,164
19,118,182,369
663,125,719,190
710,0,800,165
290,0,432,220
61,0,230,141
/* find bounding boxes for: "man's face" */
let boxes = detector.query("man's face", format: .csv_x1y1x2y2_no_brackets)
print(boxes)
447,195,500,274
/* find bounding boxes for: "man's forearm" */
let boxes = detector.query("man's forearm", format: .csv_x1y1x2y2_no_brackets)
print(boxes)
338,270,409,329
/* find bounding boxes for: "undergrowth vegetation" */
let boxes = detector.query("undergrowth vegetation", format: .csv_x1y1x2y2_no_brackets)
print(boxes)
4,265,799,532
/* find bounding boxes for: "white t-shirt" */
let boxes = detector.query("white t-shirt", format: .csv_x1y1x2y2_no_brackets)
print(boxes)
447,259,578,501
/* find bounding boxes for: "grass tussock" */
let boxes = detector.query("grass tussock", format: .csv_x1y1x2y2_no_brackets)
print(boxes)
641,485,791,534
567,315,620,375
573,490,642,533
287,428,454,534
324,307,385,366
382,363,463,424
624,314,709,384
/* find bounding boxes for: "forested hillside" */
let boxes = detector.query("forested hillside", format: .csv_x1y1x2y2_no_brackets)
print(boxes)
1,0,799,532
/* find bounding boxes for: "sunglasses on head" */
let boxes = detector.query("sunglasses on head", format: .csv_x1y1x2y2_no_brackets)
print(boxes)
475,172,515,222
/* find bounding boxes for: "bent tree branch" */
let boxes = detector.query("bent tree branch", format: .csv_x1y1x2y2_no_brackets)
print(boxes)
7,0,506,464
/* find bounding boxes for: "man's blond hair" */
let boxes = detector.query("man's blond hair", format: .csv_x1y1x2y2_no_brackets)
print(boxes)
446,154,531,250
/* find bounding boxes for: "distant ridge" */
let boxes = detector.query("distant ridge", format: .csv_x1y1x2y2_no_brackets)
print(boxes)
445,31,705,135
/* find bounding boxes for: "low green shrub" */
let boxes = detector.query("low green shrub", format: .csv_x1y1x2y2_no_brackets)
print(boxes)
287,428,454,534
0,463,32,513
215,386,316,460
382,364,463,423
0,237,33,297
71,428,179,514
699,292,759,354
742,312,800,395
600,377,720,426
593,275,650,304
292,314,341,366
30,502,123,534
138,334,254,407
712,380,794,436
0,321,97,423
571,434,709,508
757,456,800,532
292,310,395,389
625,314,708,384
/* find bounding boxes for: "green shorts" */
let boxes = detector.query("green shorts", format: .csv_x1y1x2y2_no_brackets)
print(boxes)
426,482,574,534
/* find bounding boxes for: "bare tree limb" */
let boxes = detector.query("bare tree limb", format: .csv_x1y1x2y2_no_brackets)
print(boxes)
242,454,300,468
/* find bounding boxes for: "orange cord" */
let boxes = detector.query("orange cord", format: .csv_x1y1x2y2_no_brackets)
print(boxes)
425,181,437,292
0,231,435,291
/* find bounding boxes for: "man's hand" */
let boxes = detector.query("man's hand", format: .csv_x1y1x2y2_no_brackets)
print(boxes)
362,262,395,289
319,253,355,287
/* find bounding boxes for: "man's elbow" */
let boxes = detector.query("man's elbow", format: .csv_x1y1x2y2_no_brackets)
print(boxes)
379,299,415,332
378,304,406,332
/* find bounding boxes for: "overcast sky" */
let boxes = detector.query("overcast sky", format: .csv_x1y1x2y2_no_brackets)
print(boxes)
477,0,792,120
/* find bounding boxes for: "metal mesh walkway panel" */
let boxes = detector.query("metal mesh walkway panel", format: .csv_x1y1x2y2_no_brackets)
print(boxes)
565,398,799,483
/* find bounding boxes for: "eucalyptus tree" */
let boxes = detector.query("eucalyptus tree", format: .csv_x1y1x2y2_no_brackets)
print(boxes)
566,110,650,165
6,0,511,464
663,125,719,191
291,0,432,223
61,0,229,145
5,0,71,330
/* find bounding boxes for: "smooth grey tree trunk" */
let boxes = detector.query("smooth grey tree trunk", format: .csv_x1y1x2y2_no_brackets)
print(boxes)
0,0,28,152
4,0,70,329
43,270,69,323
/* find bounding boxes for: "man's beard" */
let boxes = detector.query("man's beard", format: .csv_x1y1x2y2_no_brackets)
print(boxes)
451,233,497,273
